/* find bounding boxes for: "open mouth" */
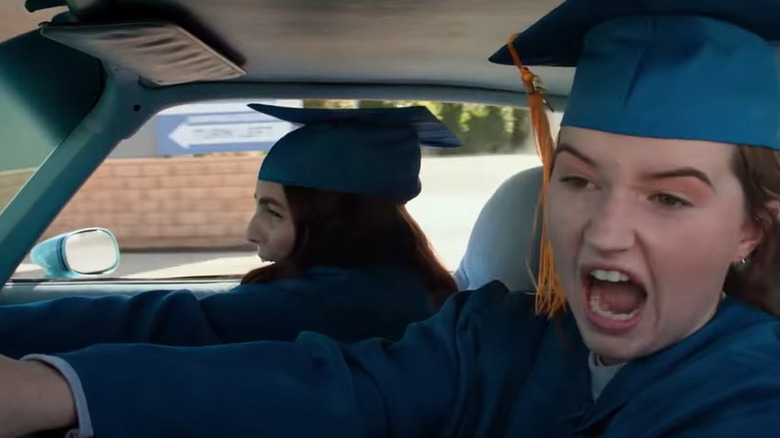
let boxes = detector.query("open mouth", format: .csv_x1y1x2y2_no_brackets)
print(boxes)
582,268,648,330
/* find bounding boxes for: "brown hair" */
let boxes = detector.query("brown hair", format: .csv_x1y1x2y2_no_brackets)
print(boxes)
723,145,780,317
241,185,457,309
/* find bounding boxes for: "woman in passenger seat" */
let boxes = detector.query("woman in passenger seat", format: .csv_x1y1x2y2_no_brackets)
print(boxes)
6,0,780,437
0,104,459,359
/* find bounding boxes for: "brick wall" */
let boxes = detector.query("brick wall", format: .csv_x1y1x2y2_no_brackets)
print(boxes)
41,156,263,250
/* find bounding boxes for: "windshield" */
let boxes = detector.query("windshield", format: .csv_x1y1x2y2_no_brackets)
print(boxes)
10,98,557,282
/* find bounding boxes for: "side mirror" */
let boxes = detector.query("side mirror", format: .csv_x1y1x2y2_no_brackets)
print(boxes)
30,228,120,279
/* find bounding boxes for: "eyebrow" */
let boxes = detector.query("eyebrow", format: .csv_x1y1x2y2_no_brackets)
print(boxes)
555,142,598,168
555,142,713,188
256,196,286,210
643,168,713,188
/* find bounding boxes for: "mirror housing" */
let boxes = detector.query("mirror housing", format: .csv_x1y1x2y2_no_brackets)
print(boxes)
31,228,120,279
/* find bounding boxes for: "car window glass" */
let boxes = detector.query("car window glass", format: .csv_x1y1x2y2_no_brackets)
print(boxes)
11,98,555,281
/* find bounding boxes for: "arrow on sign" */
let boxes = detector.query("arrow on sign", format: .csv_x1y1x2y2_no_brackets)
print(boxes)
168,122,288,149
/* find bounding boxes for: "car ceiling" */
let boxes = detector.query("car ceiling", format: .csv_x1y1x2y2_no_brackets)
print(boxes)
4,0,575,98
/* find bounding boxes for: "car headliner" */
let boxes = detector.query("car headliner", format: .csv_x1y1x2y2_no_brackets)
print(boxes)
3,0,575,97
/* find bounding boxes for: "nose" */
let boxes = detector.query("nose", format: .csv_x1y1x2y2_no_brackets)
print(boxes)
245,213,264,246
583,190,636,254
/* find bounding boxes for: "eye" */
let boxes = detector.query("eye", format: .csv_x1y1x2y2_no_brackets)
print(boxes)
260,204,282,219
650,193,692,208
559,175,595,190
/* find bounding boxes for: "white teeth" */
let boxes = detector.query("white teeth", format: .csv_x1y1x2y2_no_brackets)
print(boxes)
589,295,639,321
590,269,630,283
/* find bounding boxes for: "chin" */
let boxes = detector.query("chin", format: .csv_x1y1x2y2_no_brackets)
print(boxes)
580,329,657,363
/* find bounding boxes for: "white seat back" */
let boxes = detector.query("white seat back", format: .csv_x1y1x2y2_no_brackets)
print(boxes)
454,166,543,291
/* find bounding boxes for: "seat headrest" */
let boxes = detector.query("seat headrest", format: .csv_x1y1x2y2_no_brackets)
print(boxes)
454,166,543,291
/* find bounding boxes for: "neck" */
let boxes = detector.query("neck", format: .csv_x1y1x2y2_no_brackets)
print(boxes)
595,354,624,367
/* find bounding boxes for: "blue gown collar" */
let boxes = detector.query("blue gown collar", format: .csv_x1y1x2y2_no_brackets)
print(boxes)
571,297,773,434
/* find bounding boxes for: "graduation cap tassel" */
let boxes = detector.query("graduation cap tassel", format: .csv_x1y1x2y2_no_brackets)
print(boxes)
507,34,566,317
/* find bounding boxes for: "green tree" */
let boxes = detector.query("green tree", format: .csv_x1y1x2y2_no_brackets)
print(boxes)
427,103,465,156
303,99,356,109
439,103,465,139
303,99,328,109
463,106,509,154
510,108,532,153
301,99,532,156
357,100,397,109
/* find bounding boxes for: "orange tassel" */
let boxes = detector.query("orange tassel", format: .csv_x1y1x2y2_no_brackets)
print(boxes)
506,34,566,317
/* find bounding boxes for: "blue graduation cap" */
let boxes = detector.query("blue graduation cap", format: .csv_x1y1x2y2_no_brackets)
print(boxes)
248,104,461,203
489,0,780,150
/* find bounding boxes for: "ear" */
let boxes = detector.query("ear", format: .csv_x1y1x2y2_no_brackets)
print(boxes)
736,200,779,262
769,200,780,219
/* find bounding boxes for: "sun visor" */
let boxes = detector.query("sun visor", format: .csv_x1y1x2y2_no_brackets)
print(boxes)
39,21,246,86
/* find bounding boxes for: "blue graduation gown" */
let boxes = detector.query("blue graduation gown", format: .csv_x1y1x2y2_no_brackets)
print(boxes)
55,280,780,437
0,266,433,359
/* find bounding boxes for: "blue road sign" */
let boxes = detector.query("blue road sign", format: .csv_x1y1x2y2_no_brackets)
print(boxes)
155,101,299,155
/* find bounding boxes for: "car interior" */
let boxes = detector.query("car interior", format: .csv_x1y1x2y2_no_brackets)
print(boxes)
0,0,569,306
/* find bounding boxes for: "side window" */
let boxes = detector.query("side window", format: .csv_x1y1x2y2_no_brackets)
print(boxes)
12,99,547,281
0,168,36,214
